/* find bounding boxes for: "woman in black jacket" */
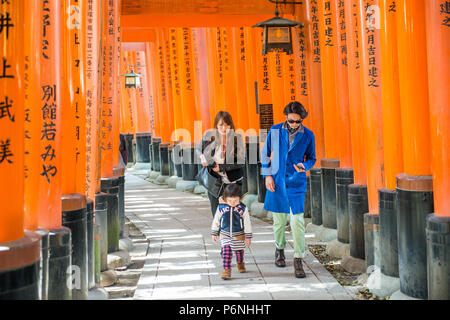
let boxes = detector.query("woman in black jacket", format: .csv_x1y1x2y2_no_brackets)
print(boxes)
197,111,245,217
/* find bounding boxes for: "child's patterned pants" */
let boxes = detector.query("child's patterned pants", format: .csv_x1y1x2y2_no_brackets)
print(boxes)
222,245,244,270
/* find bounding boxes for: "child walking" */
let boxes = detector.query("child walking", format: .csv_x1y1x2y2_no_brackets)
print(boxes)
211,184,252,280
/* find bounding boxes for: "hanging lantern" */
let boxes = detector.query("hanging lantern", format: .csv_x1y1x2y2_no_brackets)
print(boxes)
253,1,303,55
122,68,143,88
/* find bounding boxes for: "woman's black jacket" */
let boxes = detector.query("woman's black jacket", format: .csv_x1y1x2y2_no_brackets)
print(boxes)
195,129,245,183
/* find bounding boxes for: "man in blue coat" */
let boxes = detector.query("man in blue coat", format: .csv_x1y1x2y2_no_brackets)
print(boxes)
261,101,316,278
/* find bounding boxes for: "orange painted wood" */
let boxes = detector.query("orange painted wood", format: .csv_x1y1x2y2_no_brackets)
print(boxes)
120,1,295,16
150,43,165,138
192,28,212,134
213,27,226,116
112,0,121,169
168,28,184,140
147,44,163,139
292,8,310,125
221,27,239,126
134,51,152,134
396,0,432,176
425,0,450,216
344,0,367,185
255,29,273,106
231,27,250,133
125,51,139,136
283,52,298,106
122,28,156,42
155,29,174,142
379,0,403,190
296,1,325,167
143,46,156,137
155,28,175,141
163,28,176,139
85,0,102,199
243,27,260,134
331,0,353,169
178,28,198,141
358,0,386,215
24,0,41,231
119,51,130,134
38,0,63,230
62,0,87,195
121,14,275,28
317,0,340,161
205,28,218,128
0,0,25,242
99,0,117,178
269,51,287,125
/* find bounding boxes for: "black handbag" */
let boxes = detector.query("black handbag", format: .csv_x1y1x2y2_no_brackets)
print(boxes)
196,166,223,198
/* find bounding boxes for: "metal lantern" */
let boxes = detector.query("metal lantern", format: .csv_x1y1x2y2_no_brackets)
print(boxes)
253,3,303,55
122,69,143,88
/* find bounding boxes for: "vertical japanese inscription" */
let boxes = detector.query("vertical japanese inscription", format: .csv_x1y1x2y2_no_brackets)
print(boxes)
338,0,348,66
216,28,223,85
182,28,192,91
311,0,321,63
440,1,450,27
40,84,58,183
323,0,334,47
100,0,114,163
296,24,308,97
365,1,379,87
170,29,181,97
39,1,58,183
0,0,15,166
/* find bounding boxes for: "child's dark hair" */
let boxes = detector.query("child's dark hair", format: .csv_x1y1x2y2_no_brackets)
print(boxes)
222,183,242,200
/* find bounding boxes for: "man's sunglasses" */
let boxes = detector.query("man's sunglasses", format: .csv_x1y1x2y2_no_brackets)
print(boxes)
287,119,302,124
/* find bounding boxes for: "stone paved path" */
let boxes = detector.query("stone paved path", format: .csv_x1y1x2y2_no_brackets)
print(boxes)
124,172,354,300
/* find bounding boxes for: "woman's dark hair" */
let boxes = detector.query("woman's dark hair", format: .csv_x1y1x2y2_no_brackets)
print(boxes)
214,111,235,131
212,110,239,157
222,183,242,200
283,101,308,119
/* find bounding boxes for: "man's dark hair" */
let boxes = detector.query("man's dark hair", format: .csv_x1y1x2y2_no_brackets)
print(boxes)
283,101,308,119
223,183,242,200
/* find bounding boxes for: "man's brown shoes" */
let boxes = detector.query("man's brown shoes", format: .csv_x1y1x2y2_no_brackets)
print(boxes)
275,248,286,267
294,258,306,278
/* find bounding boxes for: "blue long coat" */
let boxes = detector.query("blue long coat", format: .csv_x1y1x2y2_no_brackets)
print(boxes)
261,122,316,214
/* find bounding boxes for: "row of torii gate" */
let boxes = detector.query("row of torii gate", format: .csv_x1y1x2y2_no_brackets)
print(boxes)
0,0,448,300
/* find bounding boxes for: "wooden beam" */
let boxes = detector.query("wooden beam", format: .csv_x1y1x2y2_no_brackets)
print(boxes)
121,14,290,28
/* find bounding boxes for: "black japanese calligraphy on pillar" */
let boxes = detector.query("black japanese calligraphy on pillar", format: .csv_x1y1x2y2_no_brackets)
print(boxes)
158,45,167,102
40,84,58,183
1,0,16,167
24,53,32,178
324,0,334,47
182,28,193,91
85,0,95,188
170,29,181,97
262,58,270,92
216,28,223,85
365,0,379,87
441,1,450,27
42,0,51,59
311,0,321,63
67,3,82,164
338,0,348,66
239,27,246,62
297,24,308,97
353,2,360,70
100,0,114,153
136,54,145,101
